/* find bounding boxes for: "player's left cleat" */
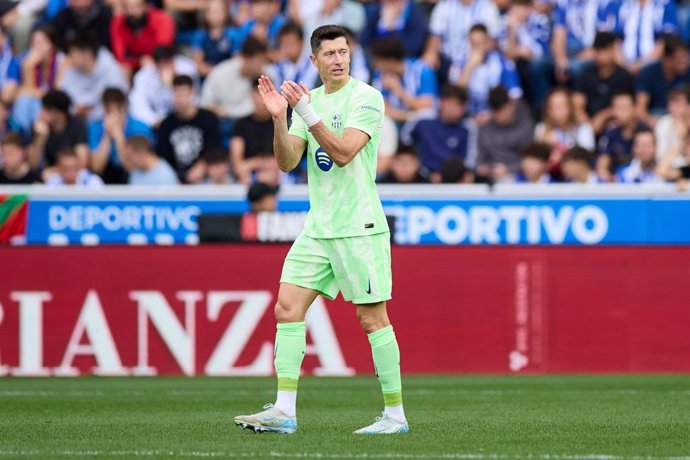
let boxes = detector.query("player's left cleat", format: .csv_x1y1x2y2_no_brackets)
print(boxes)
353,413,409,434
234,404,297,434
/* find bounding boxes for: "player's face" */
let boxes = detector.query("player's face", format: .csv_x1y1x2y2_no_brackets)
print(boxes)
312,37,350,84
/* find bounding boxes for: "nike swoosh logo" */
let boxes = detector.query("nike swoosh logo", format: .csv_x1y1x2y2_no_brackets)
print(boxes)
366,279,372,295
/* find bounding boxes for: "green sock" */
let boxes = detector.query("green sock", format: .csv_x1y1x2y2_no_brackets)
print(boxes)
274,322,306,391
368,325,403,407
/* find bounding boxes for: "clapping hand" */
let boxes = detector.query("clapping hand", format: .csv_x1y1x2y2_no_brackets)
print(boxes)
257,75,288,117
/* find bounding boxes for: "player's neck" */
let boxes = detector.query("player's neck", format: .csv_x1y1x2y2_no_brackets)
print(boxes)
323,75,351,94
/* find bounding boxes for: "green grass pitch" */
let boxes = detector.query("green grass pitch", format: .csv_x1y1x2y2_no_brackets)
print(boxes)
1,375,689,459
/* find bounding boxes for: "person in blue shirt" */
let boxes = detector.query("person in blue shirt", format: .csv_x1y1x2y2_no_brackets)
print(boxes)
370,36,438,125
124,135,179,186
451,24,523,118
273,21,319,88
0,25,20,105
88,87,153,184
360,0,428,58
615,0,679,74
408,85,472,177
551,0,621,81
635,35,690,122
561,146,605,183
615,128,664,182
238,0,286,51
192,0,245,78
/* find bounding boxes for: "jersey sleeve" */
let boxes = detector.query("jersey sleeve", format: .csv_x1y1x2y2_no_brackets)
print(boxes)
418,64,439,97
288,108,308,141
344,87,384,138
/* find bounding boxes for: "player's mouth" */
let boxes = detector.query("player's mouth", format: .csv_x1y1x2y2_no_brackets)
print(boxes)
332,67,345,76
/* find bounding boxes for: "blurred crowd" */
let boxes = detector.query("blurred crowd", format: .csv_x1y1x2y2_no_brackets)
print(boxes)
1,0,690,190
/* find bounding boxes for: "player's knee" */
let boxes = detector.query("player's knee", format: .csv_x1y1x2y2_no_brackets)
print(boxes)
274,299,300,323
357,311,388,334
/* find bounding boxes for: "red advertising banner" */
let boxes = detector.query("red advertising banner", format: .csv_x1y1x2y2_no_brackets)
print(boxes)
0,245,689,376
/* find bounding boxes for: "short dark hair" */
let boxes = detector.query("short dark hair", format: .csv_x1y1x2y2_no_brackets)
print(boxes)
488,86,510,111
240,36,268,57
667,85,690,102
204,146,229,165
369,37,405,61
102,87,127,106
32,26,57,47
1,132,24,148
153,46,176,63
593,31,618,50
521,143,551,162
634,128,655,141
394,144,417,157
41,90,72,113
664,35,688,57
440,158,468,183
441,85,468,104
56,146,78,162
562,146,592,165
611,91,635,103
278,21,303,41
125,135,153,153
172,74,194,88
310,24,349,55
469,23,488,35
247,181,278,203
512,0,532,5
67,33,99,56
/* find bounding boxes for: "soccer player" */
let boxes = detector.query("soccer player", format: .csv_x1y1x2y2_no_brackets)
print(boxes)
234,25,408,435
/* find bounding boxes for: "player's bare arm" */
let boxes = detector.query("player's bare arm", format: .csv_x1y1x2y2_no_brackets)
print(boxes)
280,80,369,168
257,75,306,172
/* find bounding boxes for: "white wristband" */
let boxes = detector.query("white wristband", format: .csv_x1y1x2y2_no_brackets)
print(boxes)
292,94,321,127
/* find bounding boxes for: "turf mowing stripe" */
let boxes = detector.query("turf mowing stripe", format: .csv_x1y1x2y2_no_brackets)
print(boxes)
0,451,688,459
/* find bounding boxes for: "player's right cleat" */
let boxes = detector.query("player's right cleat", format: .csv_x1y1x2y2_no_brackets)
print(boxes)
353,413,409,434
234,404,297,434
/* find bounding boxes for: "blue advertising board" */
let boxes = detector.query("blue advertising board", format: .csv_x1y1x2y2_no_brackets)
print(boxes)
24,195,690,245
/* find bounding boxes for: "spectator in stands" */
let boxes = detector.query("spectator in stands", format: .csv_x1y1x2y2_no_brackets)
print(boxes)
423,0,501,79
123,135,179,186
129,46,198,128
192,0,243,78
501,0,552,115
0,25,20,105
274,21,319,88
239,0,286,51
615,0,679,74
201,36,273,135
203,146,233,184
13,27,65,134
157,75,221,184
450,24,522,118
655,86,690,167
596,92,648,181
110,0,176,77
247,181,278,212
515,142,554,183
476,86,534,181
51,0,112,52
294,0,366,47
616,129,663,183
561,146,601,184
0,0,45,53
163,0,207,34
439,157,475,184
344,27,370,84
534,87,595,175
408,85,471,177
370,36,437,124
551,0,620,82
229,80,273,185
59,35,128,123
377,116,398,176
0,132,40,183
657,120,690,181
636,36,690,122
359,0,428,58
573,32,635,134
0,100,24,143
45,145,103,187
89,88,152,184
27,90,88,174
377,146,430,184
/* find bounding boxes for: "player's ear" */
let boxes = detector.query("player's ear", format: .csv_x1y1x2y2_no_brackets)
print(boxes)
310,54,317,67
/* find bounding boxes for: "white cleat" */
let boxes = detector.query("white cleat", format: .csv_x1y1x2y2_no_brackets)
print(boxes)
353,413,409,434
234,404,297,434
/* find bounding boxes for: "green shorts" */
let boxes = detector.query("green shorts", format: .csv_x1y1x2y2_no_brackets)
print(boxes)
280,232,392,304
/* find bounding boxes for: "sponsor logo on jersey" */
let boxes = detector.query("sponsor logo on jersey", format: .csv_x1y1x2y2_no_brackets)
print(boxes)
315,147,334,172
360,104,381,113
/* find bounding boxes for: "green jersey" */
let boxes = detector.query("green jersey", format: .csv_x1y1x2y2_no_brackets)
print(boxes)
288,77,389,239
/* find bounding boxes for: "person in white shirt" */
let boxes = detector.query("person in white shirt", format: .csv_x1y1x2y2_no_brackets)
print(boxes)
616,129,664,183
123,135,179,186
45,146,104,187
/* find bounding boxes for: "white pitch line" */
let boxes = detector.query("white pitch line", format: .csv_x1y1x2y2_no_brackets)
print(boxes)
0,451,688,460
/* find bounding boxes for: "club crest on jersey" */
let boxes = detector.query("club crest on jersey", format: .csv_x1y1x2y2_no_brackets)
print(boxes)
315,146,334,172
330,113,343,130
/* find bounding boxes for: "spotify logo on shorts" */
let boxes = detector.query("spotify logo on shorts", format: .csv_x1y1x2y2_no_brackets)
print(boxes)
315,147,334,172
